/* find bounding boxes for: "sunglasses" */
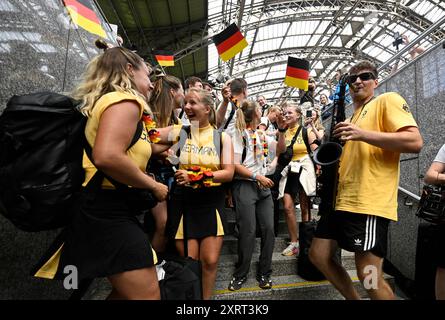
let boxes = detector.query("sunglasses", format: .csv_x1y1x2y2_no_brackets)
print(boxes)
348,72,376,84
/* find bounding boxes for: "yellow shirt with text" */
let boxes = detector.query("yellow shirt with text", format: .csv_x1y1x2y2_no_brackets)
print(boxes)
335,92,418,221
286,125,308,161
171,124,223,186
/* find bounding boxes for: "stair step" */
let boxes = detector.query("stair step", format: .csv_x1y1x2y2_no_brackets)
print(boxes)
216,251,355,282
212,270,395,300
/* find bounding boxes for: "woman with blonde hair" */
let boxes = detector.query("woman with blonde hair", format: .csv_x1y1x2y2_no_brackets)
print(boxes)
157,88,234,299
34,45,170,299
304,107,325,143
146,74,184,253
279,104,318,256
227,100,286,291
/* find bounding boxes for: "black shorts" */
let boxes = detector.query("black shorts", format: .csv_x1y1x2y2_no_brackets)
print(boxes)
284,171,301,198
314,210,390,258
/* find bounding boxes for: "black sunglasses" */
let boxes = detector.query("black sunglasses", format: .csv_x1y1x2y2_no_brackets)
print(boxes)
348,72,376,84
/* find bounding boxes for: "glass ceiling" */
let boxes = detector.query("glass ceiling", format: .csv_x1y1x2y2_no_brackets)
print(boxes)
202,0,445,104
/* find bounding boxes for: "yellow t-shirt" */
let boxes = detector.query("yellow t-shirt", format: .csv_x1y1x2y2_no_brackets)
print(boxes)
82,92,152,188
335,92,418,221
170,124,223,186
285,125,308,161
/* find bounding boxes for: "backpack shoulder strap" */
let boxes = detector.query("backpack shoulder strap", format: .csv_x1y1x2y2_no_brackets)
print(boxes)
175,125,191,159
212,128,222,160
289,125,303,148
302,126,312,156
223,101,236,130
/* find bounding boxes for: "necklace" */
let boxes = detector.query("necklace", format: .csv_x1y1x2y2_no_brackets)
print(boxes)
247,128,268,162
350,96,374,125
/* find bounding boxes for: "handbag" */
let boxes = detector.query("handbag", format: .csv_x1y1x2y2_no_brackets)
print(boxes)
416,184,445,224
270,126,303,186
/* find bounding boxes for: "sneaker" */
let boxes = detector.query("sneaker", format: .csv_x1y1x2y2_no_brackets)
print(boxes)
282,242,300,256
295,204,301,209
257,275,272,289
228,276,247,291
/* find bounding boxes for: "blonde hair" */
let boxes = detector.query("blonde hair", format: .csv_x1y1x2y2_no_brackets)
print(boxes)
268,106,282,115
235,100,258,133
72,46,152,117
186,88,216,127
149,74,182,127
313,108,325,131
286,103,303,126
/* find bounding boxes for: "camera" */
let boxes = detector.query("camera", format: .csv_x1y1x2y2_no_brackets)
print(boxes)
306,110,313,118
392,32,404,51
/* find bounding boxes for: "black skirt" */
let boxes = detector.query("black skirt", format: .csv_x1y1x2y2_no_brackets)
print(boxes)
167,185,227,240
33,189,157,281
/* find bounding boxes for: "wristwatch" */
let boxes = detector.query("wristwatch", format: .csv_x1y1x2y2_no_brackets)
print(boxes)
278,127,287,133
251,172,257,181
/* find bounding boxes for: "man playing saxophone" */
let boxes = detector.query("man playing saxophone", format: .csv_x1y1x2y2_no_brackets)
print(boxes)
309,60,423,300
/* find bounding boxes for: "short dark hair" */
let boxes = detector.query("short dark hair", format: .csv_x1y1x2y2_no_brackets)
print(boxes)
202,81,213,89
185,76,202,88
349,60,378,78
230,78,248,95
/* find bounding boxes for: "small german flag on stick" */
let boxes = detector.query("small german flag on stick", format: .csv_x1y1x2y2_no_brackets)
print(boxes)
284,57,310,91
213,23,248,62
63,0,106,38
154,50,175,67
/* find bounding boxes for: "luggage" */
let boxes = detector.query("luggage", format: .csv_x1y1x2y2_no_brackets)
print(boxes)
414,221,440,299
157,183,203,300
416,185,445,224
297,219,327,281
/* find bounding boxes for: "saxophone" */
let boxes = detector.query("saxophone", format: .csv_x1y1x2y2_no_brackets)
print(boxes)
313,74,348,215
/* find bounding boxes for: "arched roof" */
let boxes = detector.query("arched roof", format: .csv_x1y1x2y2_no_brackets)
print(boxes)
97,0,445,103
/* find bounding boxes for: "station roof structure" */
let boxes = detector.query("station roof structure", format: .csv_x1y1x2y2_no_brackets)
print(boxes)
96,0,445,103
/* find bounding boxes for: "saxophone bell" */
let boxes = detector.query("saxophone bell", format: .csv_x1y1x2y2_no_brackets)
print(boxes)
313,142,343,166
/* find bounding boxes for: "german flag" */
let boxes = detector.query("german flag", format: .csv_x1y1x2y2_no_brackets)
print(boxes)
154,51,175,67
284,57,310,91
63,0,106,38
213,23,248,62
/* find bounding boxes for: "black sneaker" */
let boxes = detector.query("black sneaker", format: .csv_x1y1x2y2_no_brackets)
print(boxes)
228,276,247,291
257,275,272,289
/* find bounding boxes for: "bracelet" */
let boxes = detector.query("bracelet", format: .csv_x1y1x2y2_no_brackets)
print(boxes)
278,127,287,133
251,172,257,181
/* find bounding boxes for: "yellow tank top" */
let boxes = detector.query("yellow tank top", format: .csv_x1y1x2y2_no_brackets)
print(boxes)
285,125,308,161
82,92,152,188
171,124,223,186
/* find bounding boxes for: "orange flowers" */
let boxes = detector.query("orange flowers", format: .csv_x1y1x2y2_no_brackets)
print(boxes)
142,113,160,143
185,166,215,188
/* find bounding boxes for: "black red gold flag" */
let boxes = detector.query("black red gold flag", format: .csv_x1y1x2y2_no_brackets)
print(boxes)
212,23,248,62
154,51,175,67
63,0,106,38
284,57,310,90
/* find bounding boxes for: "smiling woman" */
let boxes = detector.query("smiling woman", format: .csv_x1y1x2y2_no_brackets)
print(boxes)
155,88,235,300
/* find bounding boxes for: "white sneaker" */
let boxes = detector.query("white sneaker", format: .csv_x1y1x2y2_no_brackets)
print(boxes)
282,242,300,256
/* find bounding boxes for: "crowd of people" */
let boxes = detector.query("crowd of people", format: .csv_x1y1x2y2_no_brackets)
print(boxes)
31,39,445,301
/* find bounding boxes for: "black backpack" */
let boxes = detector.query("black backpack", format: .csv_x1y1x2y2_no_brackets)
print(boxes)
0,92,149,232
0,92,87,231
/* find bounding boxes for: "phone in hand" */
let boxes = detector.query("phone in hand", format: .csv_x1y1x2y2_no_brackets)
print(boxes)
306,110,313,118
